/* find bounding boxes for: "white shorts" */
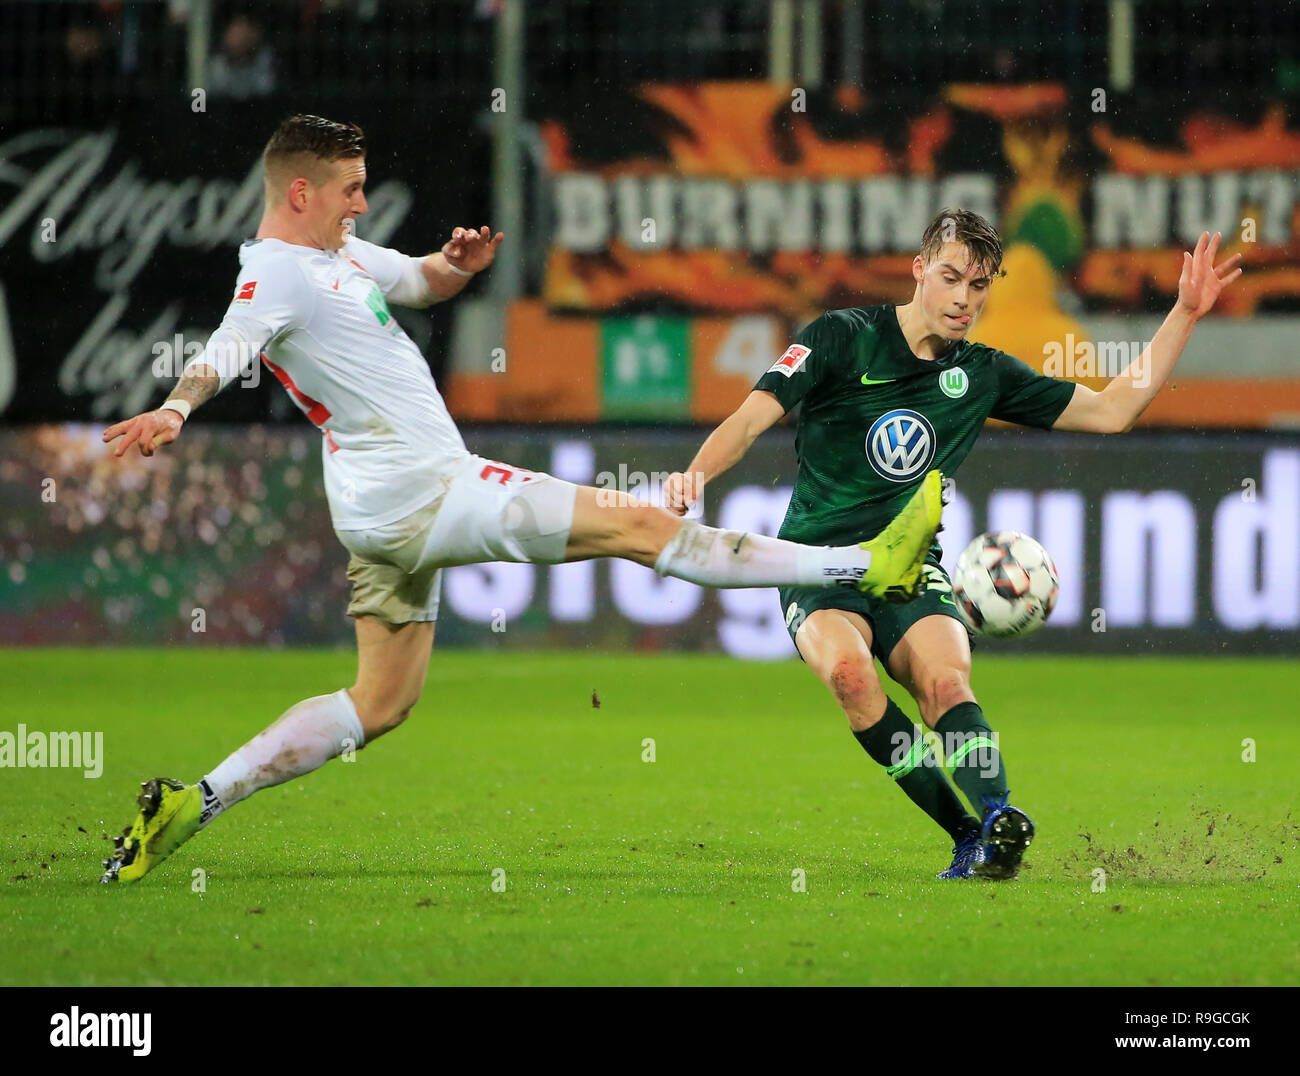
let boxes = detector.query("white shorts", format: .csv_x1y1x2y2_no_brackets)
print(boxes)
336,454,579,623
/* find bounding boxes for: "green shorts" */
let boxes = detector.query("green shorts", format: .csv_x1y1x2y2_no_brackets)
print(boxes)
778,555,973,672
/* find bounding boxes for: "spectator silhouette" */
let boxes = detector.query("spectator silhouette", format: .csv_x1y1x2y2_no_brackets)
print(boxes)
47,5,119,123
208,13,275,98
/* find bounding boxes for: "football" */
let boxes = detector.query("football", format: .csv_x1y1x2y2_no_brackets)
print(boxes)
952,531,1060,638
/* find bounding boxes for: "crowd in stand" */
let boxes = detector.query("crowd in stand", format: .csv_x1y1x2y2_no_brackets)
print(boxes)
3,0,1295,130
2,1,400,125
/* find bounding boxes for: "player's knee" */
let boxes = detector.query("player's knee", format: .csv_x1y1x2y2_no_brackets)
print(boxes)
355,687,422,740
826,656,887,723
918,666,974,719
365,703,415,739
623,505,677,561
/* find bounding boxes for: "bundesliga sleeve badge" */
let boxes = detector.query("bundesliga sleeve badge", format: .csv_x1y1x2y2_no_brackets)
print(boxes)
233,281,258,305
768,344,810,377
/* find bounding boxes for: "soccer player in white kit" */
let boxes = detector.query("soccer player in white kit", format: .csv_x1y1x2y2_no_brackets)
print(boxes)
98,115,944,883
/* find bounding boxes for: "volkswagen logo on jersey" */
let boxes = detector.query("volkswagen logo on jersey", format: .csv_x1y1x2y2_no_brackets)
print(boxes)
865,409,936,482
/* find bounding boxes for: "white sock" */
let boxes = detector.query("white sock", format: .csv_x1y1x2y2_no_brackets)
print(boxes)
197,689,365,828
653,520,870,588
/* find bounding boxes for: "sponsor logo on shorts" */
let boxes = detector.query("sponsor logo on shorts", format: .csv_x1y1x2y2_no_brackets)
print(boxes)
785,601,807,633
921,563,957,606
768,344,810,377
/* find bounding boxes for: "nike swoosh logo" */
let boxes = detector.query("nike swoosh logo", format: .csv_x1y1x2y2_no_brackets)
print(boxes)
861,376,896,385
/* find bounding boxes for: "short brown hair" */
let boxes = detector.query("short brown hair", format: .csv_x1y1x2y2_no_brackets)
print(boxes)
919,208,1005,279
262,114,367,193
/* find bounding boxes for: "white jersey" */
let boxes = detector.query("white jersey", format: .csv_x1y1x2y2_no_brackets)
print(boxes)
191,235,469,529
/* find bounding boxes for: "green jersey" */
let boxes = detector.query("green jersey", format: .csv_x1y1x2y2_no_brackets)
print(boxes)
754,304,1076,547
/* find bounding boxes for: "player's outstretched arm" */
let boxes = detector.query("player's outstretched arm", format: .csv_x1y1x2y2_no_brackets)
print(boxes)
1053,230,1243,434
101,365,221,459
663,390,785,515
419,225,505,301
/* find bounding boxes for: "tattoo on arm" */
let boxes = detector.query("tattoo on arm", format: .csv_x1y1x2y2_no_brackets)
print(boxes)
166,366,221,413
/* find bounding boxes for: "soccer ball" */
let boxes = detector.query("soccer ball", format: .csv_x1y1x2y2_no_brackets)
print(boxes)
951,531,1059,638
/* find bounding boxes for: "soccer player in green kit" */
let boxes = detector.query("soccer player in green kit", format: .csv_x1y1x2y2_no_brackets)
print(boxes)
663,210,1242,879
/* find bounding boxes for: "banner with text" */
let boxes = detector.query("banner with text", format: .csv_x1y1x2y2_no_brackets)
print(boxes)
2,425,1296,656
0,103,481,423
540,82,1299,320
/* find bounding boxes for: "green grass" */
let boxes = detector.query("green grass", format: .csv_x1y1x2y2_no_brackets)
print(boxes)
1,650,1296,986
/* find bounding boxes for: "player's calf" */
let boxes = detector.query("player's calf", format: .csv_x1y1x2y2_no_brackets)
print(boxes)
796,609,978,852
196,690,367,826
350,617,434,739
564,492,678,565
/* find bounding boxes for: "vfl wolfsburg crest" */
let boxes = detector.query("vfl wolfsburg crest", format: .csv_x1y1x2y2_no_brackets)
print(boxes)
939,367,968,398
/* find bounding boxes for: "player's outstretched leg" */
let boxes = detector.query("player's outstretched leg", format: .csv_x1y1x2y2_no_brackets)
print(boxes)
567,469,943,602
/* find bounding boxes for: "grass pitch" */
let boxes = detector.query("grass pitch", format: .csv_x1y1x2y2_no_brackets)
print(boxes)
1,649,1296,986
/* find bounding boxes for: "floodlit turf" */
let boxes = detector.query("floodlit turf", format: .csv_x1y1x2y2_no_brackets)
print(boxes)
1,649,1296,986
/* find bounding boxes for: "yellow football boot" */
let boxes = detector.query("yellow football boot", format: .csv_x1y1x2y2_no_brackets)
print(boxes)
857,469,945,603
100,778,202,884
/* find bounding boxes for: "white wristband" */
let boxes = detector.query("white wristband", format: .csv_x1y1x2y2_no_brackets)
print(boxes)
159,400,191,422
444,262,475,278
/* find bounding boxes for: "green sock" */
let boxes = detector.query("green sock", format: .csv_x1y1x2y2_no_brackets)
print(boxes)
934,701,1008,819
854,698,979,843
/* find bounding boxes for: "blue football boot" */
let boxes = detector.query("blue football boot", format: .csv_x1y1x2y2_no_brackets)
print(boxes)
974,793,1035,880
936,828,986,879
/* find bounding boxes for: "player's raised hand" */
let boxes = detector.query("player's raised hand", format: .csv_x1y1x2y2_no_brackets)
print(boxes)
442,225,504,274
662,471,701,516
102,409,184,459
1176,231,1243,320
